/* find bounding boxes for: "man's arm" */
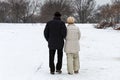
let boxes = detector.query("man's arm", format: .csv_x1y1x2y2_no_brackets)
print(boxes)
61,22,67,39
44,23,49,41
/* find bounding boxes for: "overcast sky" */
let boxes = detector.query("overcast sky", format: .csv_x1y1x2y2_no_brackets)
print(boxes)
0,0,111,6
38,0,111,6
95,0,111,5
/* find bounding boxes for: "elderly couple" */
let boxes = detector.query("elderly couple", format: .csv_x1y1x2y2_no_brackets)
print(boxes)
44,12,81,75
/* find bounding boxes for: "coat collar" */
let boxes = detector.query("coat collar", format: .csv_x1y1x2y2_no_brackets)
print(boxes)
53,17,61,20
67,24,75,26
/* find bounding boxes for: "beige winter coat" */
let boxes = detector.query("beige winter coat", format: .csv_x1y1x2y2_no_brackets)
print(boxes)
64,24,81,53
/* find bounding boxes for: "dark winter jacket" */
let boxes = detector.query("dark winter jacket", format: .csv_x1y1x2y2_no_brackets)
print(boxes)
44,17,67,49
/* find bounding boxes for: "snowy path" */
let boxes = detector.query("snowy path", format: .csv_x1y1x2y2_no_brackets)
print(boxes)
0,24,120,80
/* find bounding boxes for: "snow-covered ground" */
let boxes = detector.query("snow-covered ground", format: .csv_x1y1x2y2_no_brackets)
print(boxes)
0,23,120,80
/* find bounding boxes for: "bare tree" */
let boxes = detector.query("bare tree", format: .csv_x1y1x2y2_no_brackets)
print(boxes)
111,0,120,23
39,0,74,23
0,1,10,22
100,4,112,21
74,0,96,23
7,0,41,23
95,0,120,23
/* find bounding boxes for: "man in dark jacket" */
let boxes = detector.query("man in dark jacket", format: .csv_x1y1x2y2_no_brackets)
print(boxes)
44,12,67,74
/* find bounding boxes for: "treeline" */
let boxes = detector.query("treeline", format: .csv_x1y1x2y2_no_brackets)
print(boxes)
95,0,120,23
0,0,120,23
0,0,41,23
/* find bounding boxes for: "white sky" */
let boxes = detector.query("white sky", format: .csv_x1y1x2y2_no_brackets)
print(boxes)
95,0,111,5
0,0,111,6
39,0,111,5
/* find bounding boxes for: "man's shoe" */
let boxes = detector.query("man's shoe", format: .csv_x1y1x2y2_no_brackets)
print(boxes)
56,70,62,74
50,72,55,74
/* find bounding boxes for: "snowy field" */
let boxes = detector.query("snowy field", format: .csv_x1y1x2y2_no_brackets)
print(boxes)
0,23,120,80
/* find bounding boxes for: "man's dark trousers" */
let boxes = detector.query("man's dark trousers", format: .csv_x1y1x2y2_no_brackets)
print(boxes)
49,49,63,72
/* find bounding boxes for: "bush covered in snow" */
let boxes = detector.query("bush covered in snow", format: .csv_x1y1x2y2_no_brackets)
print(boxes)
94,21,120,30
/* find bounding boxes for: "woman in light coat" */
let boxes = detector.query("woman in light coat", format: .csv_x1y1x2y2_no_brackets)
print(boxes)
64,16,81,74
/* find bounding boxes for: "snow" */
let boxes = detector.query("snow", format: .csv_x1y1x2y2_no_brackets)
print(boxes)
0,23,120,80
